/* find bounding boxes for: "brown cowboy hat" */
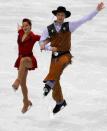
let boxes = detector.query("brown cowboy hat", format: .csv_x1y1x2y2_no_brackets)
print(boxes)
52,6,71,18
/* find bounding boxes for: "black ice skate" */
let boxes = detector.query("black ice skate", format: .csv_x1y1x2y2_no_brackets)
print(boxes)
43,84,51,96
53,100,67,114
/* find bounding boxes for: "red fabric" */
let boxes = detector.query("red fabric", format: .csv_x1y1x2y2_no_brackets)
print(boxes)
14,29,40,70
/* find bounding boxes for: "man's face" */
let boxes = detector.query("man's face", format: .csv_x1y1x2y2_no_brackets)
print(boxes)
56,12,65,23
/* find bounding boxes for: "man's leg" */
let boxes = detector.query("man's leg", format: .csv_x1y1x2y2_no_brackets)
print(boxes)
52,80,67,114
43,55,71,96
43,55,71,113
52,80,63,102
43,58,64,96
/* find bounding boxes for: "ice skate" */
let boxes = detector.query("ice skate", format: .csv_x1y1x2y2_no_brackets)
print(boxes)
43,84,51,96
21,100,32,113
53,100,67,114
12,79,20,91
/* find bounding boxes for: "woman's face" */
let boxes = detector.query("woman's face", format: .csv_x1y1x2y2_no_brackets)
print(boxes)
22,22,31,33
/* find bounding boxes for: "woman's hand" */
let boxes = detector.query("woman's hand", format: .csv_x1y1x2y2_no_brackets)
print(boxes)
17,23,22,31
40,44,45,51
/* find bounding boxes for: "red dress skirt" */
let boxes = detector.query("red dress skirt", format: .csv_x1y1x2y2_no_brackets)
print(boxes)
14,55,37,70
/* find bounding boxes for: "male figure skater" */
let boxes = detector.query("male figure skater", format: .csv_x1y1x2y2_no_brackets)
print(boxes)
40,2,105,114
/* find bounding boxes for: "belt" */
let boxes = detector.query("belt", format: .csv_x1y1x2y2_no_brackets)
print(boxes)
52,51,70,58
19,53,33,57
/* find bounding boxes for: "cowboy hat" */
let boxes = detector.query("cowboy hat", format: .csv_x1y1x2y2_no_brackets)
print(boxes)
52,6,71,18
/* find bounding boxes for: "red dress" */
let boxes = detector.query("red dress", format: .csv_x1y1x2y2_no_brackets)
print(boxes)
14,29,40,70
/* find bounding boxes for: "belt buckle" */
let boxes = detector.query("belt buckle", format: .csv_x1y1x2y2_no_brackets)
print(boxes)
54,52,59,56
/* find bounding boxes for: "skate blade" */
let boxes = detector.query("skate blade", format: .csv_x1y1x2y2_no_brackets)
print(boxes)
12,85,18,92
49,107,65,119
22,103,32,114
12,88,16,92
53,105,67,115
49,106,55,119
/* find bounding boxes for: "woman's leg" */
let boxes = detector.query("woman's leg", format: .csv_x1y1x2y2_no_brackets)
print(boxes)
12,57,33,90
18,57,33,113
20,68,32,113
20,68,28,101
18,57,32,82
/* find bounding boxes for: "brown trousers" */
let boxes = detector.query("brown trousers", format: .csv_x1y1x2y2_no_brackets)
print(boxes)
44,53,72,103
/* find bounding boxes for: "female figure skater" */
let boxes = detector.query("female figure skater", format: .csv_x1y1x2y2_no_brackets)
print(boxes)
12,18,40,113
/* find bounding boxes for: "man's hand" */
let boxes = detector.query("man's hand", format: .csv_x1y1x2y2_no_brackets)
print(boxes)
97,2,105,11
40,39,50,51
52,47,58,52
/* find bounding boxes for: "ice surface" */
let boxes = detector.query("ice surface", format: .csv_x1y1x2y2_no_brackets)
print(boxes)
0,0,107,131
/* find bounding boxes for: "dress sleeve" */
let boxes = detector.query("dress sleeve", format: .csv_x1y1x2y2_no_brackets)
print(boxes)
18,29,23,34
31,33,41,43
